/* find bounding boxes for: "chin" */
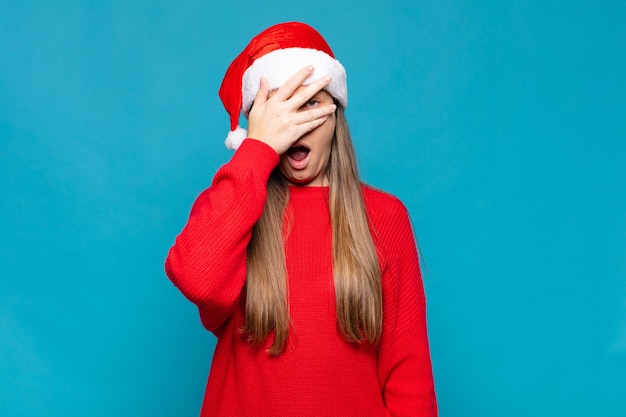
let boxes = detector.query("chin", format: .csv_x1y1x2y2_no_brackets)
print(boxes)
281,171,324,186
287,176,315,185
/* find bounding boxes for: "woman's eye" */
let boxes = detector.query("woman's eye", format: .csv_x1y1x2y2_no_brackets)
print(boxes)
305,99,320,107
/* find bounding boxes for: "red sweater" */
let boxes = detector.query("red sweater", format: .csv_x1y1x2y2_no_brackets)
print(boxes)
165,139,437,417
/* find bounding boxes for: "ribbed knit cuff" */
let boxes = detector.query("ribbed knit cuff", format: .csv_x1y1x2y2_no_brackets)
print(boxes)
230,138,280,179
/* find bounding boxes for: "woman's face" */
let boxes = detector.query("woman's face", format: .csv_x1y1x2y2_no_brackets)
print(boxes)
277,88,336,186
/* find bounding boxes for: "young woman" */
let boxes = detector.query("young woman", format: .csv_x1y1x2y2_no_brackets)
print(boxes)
165,22,437,417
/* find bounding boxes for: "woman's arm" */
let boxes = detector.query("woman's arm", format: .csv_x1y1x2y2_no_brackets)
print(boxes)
376,199,438,417
165,139,278,333
165,68,338,334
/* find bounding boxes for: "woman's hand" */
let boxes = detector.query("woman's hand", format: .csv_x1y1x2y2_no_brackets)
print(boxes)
247,66,337,155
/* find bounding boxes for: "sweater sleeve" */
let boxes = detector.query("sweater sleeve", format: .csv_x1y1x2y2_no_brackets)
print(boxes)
377,200,438,417
164,139,279,333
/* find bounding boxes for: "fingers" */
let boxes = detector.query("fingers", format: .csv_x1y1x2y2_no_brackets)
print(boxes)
246,67,336,155
253,77,269,108
271,66,315,101
288,75,332,109
266,66,333,111
294,115,331,138
292,104,337,125
292,104,335,141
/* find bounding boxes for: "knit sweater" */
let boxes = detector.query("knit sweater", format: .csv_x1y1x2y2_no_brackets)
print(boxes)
165,139,437,417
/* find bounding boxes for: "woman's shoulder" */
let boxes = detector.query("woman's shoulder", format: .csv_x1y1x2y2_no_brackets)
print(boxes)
361,184,413,243
361,183,409,217
361,184,416,270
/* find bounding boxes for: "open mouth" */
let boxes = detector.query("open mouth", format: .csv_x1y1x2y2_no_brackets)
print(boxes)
286,144,310,161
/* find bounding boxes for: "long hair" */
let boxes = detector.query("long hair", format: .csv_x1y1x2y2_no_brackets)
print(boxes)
243,106,382,355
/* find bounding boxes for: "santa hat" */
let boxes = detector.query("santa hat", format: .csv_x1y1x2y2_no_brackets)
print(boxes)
218,22,348,150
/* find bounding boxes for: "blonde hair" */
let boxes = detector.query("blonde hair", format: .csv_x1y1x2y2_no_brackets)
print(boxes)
243,106,382,355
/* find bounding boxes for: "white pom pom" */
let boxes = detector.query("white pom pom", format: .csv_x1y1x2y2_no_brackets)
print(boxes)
224,126,248,150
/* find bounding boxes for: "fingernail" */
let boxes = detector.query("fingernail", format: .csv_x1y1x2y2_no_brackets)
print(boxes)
323,75,331,83
306,65,314,72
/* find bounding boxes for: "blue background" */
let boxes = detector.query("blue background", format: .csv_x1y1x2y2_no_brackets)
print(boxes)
1,1,624,416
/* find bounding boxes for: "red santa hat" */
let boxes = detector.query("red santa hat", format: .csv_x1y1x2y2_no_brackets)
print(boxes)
218,22,348,150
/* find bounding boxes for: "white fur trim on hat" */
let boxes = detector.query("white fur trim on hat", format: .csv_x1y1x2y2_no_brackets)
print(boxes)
225,125,248,150
241,47,347,117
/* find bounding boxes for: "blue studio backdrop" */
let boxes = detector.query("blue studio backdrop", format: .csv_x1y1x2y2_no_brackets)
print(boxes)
1,1,625,416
